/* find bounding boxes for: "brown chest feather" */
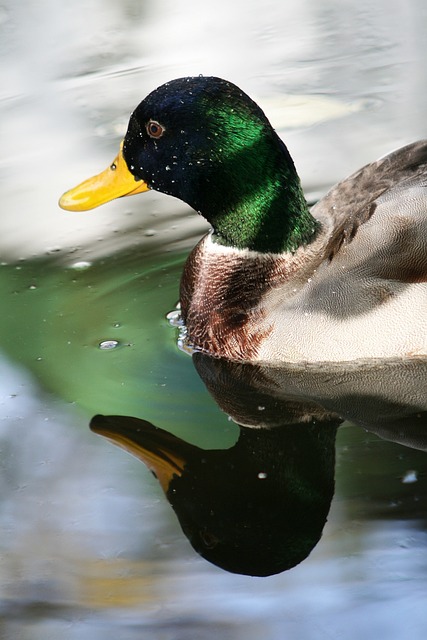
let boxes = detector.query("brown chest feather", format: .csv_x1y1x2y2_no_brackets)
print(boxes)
180,240,291,360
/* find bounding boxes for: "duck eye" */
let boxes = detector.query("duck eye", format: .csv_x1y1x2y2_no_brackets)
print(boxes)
146,120,165,139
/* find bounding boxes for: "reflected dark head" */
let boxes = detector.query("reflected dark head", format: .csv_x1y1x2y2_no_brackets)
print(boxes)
165,423,336,577
90,414,337,577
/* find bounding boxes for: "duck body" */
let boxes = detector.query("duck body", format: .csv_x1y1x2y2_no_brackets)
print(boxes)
182,142,427,362
59,77,427,364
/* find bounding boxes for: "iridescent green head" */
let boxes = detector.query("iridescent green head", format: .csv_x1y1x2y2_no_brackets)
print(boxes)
60,76,318,253
124,76,317,252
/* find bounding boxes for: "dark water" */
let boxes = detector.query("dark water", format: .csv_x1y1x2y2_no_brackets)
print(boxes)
2,0,427,638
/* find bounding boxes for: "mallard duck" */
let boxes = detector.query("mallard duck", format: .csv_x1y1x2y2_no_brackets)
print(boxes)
59,76,427,363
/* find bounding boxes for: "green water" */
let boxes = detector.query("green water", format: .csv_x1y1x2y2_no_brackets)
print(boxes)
0,249,238,448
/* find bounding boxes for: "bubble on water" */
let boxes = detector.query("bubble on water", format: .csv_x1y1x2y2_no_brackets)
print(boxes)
70,261,92,270
29,284,37,290
166,309,183,327
144,229,156,237
98,340,120,350
112,322,122,328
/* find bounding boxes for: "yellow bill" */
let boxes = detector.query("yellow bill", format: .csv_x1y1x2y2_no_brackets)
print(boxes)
59,142,150,211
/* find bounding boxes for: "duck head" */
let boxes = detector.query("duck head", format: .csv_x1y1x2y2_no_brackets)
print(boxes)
60,76,317,253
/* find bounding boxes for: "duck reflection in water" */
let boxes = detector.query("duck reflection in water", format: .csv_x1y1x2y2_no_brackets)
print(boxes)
90,355,427,577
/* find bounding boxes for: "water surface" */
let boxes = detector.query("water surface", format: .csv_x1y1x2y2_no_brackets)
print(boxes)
2,0,427,637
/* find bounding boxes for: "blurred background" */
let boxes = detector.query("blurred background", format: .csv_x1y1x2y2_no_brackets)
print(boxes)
1,0,427,638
